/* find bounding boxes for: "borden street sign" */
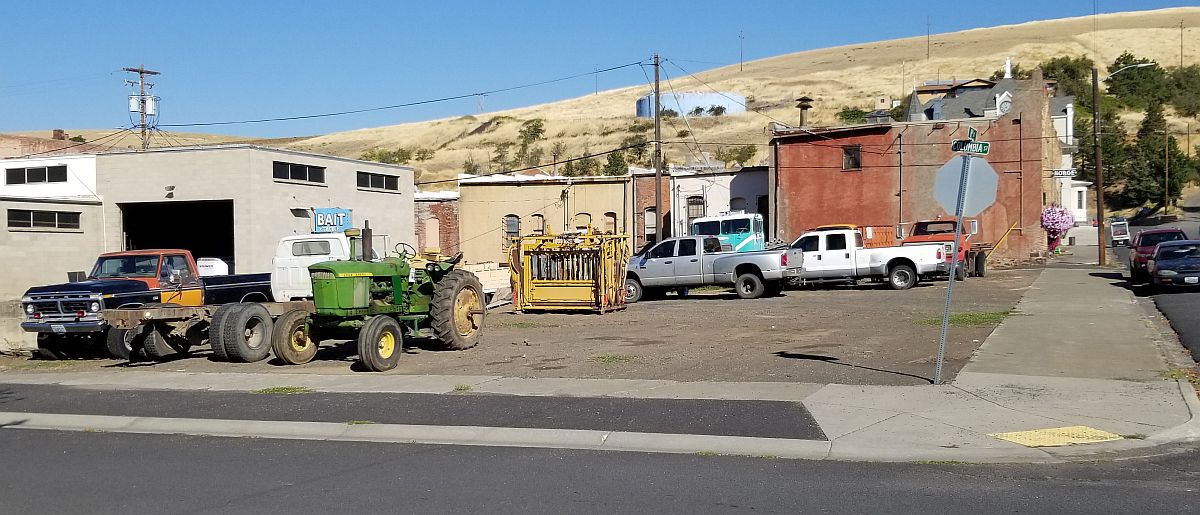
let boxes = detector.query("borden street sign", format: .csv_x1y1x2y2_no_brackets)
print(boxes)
951,139,990,155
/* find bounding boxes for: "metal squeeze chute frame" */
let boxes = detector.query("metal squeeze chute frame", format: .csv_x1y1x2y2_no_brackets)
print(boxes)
510,230,630,313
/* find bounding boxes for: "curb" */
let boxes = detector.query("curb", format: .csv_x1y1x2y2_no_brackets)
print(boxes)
1147,379,1200,444
0,411,833,460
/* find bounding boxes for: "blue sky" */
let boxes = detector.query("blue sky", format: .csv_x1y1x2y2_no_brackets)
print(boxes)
1,1,1193,137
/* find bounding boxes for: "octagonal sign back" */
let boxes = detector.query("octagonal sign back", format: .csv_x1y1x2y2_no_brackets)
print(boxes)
933,156,998,217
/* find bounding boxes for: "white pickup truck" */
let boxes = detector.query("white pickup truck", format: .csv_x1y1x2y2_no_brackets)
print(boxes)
790,227,946,290
625,235,803,301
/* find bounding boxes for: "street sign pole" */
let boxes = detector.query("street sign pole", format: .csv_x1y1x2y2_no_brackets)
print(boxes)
933,154,971,385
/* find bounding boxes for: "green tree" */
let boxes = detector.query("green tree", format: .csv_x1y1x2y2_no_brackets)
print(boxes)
836,107,867,124
706,105,727,116
1038,55,1095,105
689,106,705,116
715,145,757,167
1105,52,1169,110
661,109,678,118
989,63,1033,81
462,154,481,174
620,134,648,164
1113,103,1196,208
414,148,435,161
574,147,600,176
1074,97,1128,186
518,119,545,146
602,150,627,176
68,135,86,143
1169,64,1200,117
360,146,413,164
491,142,512,172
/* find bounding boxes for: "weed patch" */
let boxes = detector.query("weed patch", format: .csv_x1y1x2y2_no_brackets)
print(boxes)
916,311,1012,327
252,386,314,395
589,354,638,365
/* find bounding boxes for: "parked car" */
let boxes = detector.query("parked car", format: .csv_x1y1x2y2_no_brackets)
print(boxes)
790,227,947,290
1127,228,1188,282
1147,240,1200,289
624,235,801,301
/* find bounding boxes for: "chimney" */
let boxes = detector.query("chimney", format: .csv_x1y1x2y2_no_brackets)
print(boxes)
52,129,66,140
1004,57,1013,79
795,96,814,127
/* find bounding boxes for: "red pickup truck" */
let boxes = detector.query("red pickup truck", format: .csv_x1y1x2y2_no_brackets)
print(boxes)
901,218,993,280
20,249,271,360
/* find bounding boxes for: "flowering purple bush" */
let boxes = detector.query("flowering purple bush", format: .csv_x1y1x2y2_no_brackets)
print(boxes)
1041,205,1075,238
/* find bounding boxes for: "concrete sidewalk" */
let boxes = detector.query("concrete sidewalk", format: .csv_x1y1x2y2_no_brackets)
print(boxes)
0,268,1196,463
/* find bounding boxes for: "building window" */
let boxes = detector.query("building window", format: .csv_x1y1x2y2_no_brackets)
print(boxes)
529,214,546,236
356,171,399,191
730,197,747,212
272,161,325,184
1076,190,1084,210
7,209,80,230
6,165,67,185
686,196,705,225
644,208,657,243
604,212,617,234
503,214,520,246
842,146,862,170
573,213,592,231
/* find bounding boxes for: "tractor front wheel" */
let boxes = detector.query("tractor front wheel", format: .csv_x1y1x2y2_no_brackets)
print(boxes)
272,310,319,365
357,315,402,372
430,270,485,350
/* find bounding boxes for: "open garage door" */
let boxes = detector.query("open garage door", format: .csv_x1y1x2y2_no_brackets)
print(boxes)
121,200,236,270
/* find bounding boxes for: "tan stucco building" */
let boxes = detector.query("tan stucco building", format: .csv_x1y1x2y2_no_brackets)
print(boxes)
457,174,633,264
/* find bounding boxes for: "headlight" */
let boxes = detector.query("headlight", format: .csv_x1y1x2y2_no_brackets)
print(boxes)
24,304,35,315
1158,270,1178,276
426,263,439,273
89,302,101,312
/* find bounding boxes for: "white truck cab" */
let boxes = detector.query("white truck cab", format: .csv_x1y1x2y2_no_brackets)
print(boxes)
271,233,381,302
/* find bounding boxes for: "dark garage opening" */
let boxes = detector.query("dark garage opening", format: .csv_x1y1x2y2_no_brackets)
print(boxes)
121,200,236,271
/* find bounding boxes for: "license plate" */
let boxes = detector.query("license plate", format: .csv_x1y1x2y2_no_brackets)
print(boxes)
1185,277,1199,284
50,324,66,333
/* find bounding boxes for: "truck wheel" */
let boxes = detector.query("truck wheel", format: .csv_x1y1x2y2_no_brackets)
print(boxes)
272,309,318,365
888,264,917,290
974,253,987,278
141,325,176,361
735,273,765,299
624,278,644,303
207,303,243,361
221,303,273,363
105,327,136,360
430,269,485,351
357,315,402,372
954,261,967,281
35,334,70,360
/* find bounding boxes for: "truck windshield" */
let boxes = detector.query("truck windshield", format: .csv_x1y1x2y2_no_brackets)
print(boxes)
1140,232,1186,247
692,221,720,235
913,222,956,235
722,218,752,234
91,255,160,278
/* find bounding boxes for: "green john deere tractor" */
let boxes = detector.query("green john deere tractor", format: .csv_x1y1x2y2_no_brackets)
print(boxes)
270,235,486,372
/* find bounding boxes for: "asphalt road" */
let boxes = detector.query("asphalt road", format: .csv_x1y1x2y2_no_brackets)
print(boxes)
1113,228,1200,362
0,383,826,440
0,429,1196,514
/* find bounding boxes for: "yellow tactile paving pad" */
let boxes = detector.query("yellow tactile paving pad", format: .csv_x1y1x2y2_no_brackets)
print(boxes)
989,426,1125,447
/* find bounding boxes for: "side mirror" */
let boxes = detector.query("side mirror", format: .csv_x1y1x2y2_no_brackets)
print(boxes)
169,269,183,285
967,220,980,235
895,225,907,239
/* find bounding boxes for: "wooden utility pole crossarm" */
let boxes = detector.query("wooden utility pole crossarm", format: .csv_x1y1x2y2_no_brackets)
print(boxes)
123,65,160,150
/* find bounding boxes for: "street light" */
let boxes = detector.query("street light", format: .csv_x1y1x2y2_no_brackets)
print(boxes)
1092,62,1153,266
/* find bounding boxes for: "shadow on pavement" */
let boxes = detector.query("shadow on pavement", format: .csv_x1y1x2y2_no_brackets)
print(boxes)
773,351,933,384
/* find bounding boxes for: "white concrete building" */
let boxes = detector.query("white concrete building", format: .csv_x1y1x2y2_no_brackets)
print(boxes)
0,145,415,351
667,166,769,237
1049,96,1090,224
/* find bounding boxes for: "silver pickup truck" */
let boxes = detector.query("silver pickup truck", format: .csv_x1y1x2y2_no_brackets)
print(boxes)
624,236,802,301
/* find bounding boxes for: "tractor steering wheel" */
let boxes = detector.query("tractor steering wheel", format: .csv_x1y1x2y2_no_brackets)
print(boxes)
394,242,418,259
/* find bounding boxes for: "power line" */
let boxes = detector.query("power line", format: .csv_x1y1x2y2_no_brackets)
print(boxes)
18,126,134,158
160,60,648,128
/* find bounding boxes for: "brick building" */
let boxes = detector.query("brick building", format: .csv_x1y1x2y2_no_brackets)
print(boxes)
769,75,1061,263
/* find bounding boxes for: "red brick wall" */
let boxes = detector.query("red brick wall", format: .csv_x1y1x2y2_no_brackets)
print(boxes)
773,85,1053,263
631,174,672,249
415,200,460,256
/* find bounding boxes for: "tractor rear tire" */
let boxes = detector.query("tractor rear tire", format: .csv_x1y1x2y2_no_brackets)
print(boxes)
272,309,319,365
141,325,176,361
357,315,402,372
207,303,243,361
221,303,273,363
430,269,485,351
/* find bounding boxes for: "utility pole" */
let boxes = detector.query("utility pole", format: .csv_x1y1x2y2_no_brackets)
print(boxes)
1092,67,1108,266
1182,20,1186,69
1165,131,1170,212
739,31,745,72
122,65,160,150
926,17,931,60
653,53,663,240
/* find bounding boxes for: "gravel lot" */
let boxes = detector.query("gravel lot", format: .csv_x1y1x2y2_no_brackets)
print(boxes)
0,270,1039,386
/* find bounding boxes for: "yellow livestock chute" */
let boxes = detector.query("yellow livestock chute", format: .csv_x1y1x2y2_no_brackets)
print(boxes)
510,230,630,313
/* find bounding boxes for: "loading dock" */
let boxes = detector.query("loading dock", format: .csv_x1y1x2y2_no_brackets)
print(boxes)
120,200,235,270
